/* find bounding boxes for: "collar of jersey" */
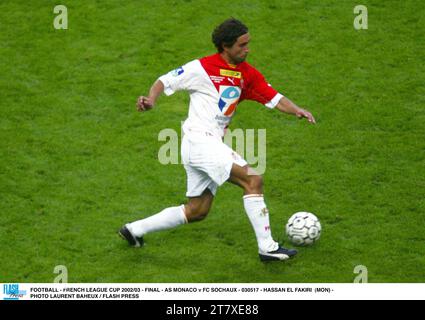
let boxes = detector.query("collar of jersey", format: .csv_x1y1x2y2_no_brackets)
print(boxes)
216,53,239,69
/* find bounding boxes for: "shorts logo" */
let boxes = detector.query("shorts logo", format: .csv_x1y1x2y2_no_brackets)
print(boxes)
171,67,184,77
218,86,241,117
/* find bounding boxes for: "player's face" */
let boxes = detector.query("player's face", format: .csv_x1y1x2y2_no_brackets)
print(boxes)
226,33,250,64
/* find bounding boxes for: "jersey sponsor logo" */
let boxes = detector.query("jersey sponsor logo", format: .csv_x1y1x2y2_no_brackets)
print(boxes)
218,86,241,117
171,67,184,76
210,75,225,83
220,69,242,79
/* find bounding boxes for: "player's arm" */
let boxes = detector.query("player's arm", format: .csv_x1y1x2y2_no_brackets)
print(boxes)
275,96,316,124
136,79,165,112
136,61,196,112
244,66,316,124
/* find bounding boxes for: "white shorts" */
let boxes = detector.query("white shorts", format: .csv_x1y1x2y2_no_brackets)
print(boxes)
181,132,247,197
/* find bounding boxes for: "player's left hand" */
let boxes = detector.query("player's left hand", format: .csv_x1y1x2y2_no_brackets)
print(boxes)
296,108,316,124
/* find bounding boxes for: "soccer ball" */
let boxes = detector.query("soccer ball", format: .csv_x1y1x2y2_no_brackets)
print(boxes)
285,212,321,246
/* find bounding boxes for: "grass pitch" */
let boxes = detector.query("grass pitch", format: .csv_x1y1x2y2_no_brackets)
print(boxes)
0,0,424,283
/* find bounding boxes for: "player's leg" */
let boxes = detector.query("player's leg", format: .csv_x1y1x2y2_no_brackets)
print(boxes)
119,204,187,247
119,131,218,247
227,163,263,195
228,163,297,261
184,188,214,222
119,189,214,247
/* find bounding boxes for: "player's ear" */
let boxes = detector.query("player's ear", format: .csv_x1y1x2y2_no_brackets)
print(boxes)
222,41,231,52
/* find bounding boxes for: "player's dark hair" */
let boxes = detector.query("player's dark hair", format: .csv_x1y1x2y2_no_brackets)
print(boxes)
212,18,249,53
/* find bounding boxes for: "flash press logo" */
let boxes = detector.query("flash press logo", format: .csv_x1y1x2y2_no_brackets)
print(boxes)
3,284,27,300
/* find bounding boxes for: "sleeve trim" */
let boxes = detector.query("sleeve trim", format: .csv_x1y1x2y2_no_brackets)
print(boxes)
158,75,175,96
265,93,284,109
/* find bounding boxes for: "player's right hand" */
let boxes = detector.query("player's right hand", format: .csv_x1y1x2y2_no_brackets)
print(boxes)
136,96,154,112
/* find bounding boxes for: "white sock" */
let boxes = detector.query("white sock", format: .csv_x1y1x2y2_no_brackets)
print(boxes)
127,205,188,238
243,194,279,253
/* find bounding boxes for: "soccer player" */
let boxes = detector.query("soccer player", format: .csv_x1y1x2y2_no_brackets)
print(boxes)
119,18,316,261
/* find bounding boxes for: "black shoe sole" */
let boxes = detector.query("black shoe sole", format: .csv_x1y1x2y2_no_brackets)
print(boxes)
118,225,143,247
259,249,297,262
259,254,290,262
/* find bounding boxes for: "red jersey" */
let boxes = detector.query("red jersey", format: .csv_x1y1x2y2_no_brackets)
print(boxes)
159,53,283,138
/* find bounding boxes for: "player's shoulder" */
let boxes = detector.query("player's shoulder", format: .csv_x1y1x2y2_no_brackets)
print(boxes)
183,58,202,68
239,60,262,76
174,58,203,75
238,61,264,86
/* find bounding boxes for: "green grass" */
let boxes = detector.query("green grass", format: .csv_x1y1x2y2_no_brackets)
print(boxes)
0,0,424,283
